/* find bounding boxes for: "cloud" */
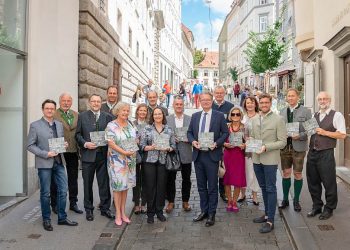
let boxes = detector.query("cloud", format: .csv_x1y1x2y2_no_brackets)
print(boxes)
202,0,232,15
192,18,223,50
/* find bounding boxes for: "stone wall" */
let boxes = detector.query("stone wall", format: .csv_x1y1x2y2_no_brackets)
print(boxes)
78,0,151,112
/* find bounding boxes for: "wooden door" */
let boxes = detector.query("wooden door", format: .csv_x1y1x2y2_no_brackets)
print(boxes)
344,55,350,167
113,59,120,100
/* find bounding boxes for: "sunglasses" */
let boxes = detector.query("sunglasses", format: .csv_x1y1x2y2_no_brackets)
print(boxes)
231,113,241,117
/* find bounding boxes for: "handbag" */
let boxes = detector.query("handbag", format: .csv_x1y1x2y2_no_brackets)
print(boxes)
165,150,181,171
218,161,226,178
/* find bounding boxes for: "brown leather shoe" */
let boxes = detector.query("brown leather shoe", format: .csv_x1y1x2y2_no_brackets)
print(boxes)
165,202,174,213
183,202,192,212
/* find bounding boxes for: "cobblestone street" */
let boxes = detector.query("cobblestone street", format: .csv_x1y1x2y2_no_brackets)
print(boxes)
117,168,293,250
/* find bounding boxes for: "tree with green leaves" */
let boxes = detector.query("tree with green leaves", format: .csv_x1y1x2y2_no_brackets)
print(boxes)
193,49,205,65
243,8,288,74
193,69,198,79
229,67,238,82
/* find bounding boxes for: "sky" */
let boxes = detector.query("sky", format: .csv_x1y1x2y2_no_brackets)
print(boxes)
182,0,232,51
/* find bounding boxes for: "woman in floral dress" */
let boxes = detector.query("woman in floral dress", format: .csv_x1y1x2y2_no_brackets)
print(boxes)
106,102,137,226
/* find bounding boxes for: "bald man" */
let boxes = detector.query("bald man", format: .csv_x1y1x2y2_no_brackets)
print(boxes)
306,91,346,220
51,93,83,214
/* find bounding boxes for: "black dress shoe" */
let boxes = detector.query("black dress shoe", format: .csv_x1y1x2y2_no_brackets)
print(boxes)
52,206,57,215
86,210,94,221
193,212,208,222
237,196,246,203
205,214,215,227
293,201,301,212
147,216,154,224
58,218,78,226
253,201,260,206
220,194,228,203
319,210,333,220
278,200,289,209
101,210,115,219
156,213,166,222
43,221,53,231
253,215,267,223
307,208,322,218
70,204,83,214
259,222,274,233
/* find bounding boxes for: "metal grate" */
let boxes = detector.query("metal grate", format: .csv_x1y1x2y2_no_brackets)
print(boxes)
100,233,113,238
317,225,335,231
27,234,41,239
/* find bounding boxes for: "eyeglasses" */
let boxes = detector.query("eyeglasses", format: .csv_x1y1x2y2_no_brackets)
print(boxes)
231,113,241,117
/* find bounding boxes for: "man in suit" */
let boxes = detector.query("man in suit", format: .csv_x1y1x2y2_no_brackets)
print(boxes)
187,91,229,227
101,85,118,116
279,88,312,212
27,99,78,231
146,90,169,121
165,96,193,213
75,94,114,221
212,85,234,203
250,93,287,233
306,91,346,220
51,93,83,214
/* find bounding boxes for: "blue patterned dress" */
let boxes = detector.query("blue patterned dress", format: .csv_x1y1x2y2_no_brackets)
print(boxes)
106,121,137,191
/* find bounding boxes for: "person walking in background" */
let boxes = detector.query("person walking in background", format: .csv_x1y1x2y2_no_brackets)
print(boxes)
240,88,249,107
101,85,118,116
279,88,312,212
106,102,137,226
234,82,240,101
75,94,114,222
227,85,233,102
163,80,172,109
239,96,260,206
165,96,193,213
306,91,346,220
27,99,78,231
223,107,246,213
140,108,176,224
132,103,149,214
188,92,229,227
192,80,201,109
51,93,83,215
250,93,287,233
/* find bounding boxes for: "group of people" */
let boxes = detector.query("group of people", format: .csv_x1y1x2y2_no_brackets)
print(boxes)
28,82,346,235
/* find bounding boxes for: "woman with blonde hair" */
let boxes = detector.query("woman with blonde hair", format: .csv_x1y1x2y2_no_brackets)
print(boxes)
223,106,246,212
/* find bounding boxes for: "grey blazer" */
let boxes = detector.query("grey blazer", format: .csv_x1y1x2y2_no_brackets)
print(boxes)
166,114,193,164
27,118,65,169
280,105,312,152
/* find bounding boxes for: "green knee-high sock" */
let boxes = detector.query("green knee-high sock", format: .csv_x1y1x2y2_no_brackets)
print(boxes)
282,178,291,201
294,179,303,202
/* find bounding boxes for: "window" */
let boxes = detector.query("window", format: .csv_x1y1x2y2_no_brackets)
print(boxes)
260,0,267,4
136,41,139,58
117,9,122,35
259,15,268,33
128,27,132,48
214,71,218,77
142,51,145,65
204,70,208,77
99,0,106,12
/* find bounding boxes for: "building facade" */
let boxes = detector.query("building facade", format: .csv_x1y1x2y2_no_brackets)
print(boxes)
194,49,219,90
181,23,194,80
294,0,350,167
0,0,79,203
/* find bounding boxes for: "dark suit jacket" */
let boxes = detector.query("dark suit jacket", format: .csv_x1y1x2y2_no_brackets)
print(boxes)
101,102,117,119
75,110,113,162
187,110,229,162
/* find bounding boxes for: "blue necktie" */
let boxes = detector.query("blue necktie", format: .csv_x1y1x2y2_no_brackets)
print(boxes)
200,112,207,133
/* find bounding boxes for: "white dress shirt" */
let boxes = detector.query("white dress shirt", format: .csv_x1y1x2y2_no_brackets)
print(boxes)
199,109,212,133
318,108,346,134
175,114,184,128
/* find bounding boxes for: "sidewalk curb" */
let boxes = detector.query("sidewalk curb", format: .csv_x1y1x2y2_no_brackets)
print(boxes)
336,166,350,186
0,197,27,219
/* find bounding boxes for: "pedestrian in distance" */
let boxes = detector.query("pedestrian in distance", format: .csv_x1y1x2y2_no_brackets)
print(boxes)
234,81,240,100
50,93,83,215
306,91,346,220
27,99,78,231
163,80,172,109
279,88,312,212
106,102,137,226
192,80,201,109
223,106,246,213
139,107,176,224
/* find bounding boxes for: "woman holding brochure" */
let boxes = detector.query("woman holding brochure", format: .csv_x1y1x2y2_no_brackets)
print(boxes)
140,107,176,224
106,102,137,226
223,106,246,212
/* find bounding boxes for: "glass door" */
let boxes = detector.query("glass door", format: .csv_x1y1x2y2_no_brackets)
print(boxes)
0,47,24,196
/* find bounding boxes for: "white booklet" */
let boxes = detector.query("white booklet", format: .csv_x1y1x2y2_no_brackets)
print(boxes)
199,132,214,150
175,127,188,142
245,139,263,153
48,137,66,154
90,131,107,147
154,134,170,150
303,117,319,136
286,122,300,137
229,132,244,147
